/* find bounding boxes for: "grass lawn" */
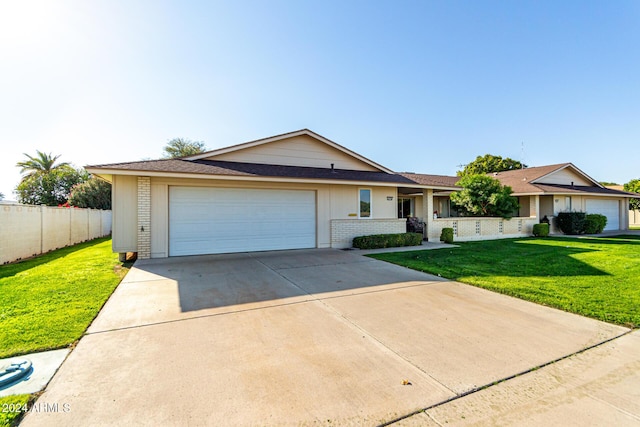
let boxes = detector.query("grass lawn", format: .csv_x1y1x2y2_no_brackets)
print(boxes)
0,395,30,427
631,225,640,230
370,236,640,328
0,237,129,359
1,237,129,426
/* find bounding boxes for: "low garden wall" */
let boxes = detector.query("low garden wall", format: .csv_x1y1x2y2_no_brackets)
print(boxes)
427,217,538,242
0,204,112,264
630,210,640,226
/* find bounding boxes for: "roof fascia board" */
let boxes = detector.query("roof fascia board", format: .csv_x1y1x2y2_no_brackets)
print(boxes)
184,129,395,174
85,168,457,190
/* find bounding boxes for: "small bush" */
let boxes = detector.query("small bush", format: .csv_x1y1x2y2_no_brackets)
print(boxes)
556,212,586,235
352,233,422,249
440,228,454,244
584,214,607,234
532,223,549,237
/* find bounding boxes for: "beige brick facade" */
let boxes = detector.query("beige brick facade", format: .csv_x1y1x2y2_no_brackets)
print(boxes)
330,219,406,248
137,176,151,259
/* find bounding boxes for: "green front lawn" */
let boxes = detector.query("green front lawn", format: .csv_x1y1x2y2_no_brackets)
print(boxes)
370,236,640,327
0,395,30,427
0,237,129,359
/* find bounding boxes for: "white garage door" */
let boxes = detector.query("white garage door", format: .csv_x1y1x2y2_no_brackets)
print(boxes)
169,187,316,256
585,199,619,231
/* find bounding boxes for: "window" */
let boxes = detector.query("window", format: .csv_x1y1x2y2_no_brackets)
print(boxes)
565,196,572,211
397,197,412,218
359,189,371,218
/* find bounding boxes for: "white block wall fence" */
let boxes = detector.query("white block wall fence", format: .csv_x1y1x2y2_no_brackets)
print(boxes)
630,210,640,227
0,204,112,264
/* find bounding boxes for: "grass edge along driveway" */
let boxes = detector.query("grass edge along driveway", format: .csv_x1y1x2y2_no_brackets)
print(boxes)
0,237,129,359
370,236,640,328
0,237,129,427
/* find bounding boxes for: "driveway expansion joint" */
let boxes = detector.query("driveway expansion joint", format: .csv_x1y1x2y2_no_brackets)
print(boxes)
379,328,635,426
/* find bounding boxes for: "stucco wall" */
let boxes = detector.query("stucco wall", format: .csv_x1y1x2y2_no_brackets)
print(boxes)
112,175,138,253
207,134,380,171
536,168,591,186
0,204,112,264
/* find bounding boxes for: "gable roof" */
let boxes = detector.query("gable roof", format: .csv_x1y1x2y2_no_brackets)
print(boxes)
492,163,602,190
86,158,416,185
185,129,395,174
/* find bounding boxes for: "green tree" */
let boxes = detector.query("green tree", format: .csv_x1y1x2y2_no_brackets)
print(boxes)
68,177,112,209
162,138,206,158
624,178,640,210
15,151,87,206
0,192,4,200
450,174,520,219
458,154,527,176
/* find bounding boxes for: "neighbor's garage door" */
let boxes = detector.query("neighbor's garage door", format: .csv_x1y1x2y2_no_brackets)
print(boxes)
585,199,619,231
169,187,316,256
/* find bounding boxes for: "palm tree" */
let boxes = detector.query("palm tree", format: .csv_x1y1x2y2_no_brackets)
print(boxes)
16,151,69,177
162,138,206,158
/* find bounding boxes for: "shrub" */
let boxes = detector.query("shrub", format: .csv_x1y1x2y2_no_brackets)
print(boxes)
440,228,454,243
352,233,422,249
584,214,607,234
532,223,549,237
556,212,586,235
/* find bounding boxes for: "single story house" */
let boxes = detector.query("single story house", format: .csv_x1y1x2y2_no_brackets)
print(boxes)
86,129,637,259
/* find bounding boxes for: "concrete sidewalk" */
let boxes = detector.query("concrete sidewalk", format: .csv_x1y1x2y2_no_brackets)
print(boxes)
20,249,633,426
393,330,640,426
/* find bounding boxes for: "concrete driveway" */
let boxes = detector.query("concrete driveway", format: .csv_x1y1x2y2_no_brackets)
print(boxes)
22,249,630,426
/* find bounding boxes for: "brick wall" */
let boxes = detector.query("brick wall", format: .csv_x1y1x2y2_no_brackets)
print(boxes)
330,219,406,248
137,177,151,259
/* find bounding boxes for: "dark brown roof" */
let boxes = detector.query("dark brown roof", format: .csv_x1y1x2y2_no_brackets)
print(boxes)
533,184,640,197
87,158,416,184
87,157,639,197
398,173,460,188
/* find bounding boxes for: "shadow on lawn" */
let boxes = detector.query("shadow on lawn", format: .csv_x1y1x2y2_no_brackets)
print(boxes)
0,237,112,280
375,238,612,279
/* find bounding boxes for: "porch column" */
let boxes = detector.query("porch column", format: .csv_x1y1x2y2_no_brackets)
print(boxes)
137,176,151,259
423,189,434,240
622,199,629,230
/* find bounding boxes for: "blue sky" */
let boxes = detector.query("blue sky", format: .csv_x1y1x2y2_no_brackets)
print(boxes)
1,0,639,199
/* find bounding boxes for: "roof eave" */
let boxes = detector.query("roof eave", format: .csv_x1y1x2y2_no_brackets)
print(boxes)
83,168,413,188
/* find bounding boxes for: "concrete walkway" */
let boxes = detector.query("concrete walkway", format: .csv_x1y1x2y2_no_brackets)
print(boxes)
21,249,634,426
393,330,640,426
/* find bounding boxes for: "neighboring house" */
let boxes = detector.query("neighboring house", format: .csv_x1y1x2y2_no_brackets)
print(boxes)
86,129,636,259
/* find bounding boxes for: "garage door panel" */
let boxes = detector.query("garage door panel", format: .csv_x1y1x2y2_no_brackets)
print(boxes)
169,187,316,256
585,199,619,231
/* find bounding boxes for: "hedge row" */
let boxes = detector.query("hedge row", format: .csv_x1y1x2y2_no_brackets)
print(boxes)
352,233,423,249
556,212,607,235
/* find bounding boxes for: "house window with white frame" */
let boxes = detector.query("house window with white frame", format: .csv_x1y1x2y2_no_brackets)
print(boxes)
359,189,371,218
